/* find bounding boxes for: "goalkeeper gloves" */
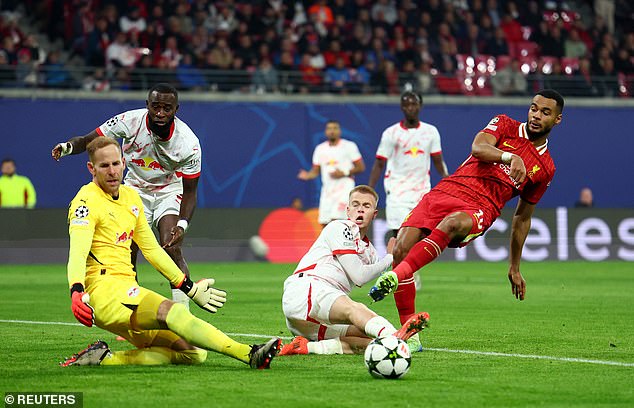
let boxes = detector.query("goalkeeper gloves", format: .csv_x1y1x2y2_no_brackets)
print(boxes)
70,284,94,327
179,277,227,313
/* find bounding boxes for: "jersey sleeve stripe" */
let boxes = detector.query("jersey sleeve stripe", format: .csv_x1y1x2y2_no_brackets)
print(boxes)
95,127,105,136
332,249,357,255
431,151,442,156
375,154,388,160
294,263,317,274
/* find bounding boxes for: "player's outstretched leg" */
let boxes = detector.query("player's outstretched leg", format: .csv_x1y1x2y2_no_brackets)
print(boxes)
60,340,111,367
248,337,282,369
279,336,309,356
368,271,398,302
394,311,430,346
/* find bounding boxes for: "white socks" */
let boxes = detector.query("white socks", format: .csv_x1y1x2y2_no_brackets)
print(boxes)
364,316,396,338
307,338,344,354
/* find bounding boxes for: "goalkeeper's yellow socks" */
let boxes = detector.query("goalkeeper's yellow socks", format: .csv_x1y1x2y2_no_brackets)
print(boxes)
101,347,207,366
165,303,251,363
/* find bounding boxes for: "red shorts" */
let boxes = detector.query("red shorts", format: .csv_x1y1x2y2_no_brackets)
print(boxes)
401,189,495,247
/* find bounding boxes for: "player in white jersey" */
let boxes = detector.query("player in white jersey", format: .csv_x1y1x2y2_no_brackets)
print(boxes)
298,120,365,226
279,185,430,355
369,91,449,235
52,83,200,308
368,91,449,352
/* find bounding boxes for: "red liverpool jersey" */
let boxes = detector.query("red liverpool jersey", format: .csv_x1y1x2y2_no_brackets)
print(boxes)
435,114,556,218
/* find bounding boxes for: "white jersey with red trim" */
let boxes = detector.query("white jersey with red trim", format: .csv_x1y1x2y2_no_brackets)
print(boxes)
312,139,363,224
292,219,378,293
96,108,202,194
376,120,442,206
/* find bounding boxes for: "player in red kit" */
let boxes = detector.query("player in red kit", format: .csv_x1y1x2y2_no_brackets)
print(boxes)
369,90,564,330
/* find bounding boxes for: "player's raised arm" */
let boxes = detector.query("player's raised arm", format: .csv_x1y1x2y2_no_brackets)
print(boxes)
52,130,100,161
471,132,526,183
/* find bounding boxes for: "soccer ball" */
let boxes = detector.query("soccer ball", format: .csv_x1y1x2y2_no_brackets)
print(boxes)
364,335,411,379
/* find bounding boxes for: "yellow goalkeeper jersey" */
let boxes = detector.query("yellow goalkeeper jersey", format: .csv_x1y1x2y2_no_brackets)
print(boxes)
67,182,185,289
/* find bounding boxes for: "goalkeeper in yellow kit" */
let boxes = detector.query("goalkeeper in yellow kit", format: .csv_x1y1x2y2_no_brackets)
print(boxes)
60,137,281,368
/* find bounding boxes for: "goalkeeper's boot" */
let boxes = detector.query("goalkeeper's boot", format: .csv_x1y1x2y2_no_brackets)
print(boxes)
394,312,430,344
60,340,111,367
279,336,309,356
248,337,282,369
368,271,398,302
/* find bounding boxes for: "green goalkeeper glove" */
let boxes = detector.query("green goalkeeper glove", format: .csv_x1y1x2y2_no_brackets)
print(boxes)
179,277,227,313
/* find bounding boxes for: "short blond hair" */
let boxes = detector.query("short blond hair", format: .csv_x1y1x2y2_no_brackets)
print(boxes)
86,137,121,162
349,185,379,207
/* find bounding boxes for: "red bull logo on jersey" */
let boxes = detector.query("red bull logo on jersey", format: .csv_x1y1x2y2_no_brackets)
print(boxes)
404,147,425,157
115,229,134,244
129,157,164,171
127,286,140,298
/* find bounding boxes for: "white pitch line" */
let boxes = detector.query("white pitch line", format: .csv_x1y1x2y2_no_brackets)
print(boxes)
423,347,634,367
2,319,632,367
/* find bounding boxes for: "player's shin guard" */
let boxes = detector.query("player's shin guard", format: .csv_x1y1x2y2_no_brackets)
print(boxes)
165,303,252,363
393,228,451,281
394,278,417,325
101,347,207,365
364,316,397,338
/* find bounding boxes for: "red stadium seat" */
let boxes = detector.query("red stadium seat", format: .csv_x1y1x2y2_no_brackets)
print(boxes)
560,57,579,75
474,55,495,76
496,55,513,71
512,41,539,59
539,56,559,74
435,74,463,95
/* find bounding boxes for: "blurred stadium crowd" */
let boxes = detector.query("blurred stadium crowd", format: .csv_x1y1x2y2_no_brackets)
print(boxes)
0,0,632,97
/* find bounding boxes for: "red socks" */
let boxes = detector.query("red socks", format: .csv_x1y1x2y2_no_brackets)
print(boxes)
393,228,451,281
393,229,451,324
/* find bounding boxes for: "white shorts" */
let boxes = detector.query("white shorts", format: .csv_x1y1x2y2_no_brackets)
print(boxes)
282,274,349,341
318,196,348,225
385,203,416,230
136,188,181,228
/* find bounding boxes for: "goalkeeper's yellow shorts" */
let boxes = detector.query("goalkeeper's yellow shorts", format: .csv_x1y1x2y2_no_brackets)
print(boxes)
86,275,181,348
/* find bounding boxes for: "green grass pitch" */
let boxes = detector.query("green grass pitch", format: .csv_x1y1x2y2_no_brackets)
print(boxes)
1,261,633,407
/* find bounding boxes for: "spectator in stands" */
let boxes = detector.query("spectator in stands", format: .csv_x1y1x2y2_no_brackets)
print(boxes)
499,13,523,44
491,59,528,96
1,36,17,65
575,187,594,208
0,50,13,87
417,61,436,95
307,0,334,27
160,35,183,70
593,57,619,97
372,0,398,25
541,25,566,57
106,32,137,71
82,67,110,92
177,53,206,91
485,26,510,56
298,53,323,93
252,58,279,94
594,0,615,34
42,50,73,88
324,56,352,94
458,23,487,55
568,57,597,97
15,48,38,87
323,40,349,68
119,6,146,34
564,28,589,58
0,158,36,208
